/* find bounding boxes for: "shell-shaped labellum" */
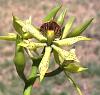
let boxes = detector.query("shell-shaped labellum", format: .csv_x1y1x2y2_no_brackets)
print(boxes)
40,21,62,38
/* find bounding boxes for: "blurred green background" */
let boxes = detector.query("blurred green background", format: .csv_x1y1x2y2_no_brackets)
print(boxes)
0,0,100,95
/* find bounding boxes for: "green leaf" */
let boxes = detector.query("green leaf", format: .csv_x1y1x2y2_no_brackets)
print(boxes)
18,40,46,50
53,36,91,46
63,61,88,73
67,18,94,37
43,5,62,22
39,46,52,81
16,20,47,42
0,33,16,41
57,8,67,26
61,16,75,39
52,45,79,64
64,72,83,95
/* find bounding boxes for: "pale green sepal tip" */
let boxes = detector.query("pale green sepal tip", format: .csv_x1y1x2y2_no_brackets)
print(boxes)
64,63,88,73
0,33,16,41
43,5,62,22
78,67,88,72
25,16,32,24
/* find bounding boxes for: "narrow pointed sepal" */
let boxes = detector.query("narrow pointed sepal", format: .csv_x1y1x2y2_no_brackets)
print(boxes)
61,16,75,39
39,46,52,81
67,18,94,37
53,36,91,46
0,33,16,41
43,5,62,22
57,8,67,26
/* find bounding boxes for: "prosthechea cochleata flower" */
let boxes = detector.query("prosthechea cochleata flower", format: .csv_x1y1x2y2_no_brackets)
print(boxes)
0,5,93,95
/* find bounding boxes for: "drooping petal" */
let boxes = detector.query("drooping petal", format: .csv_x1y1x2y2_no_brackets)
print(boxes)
53,36,91,46
52,45,79,64
39,46,52,81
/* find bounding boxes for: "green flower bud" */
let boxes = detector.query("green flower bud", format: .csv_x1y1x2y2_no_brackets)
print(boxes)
14,35,26,81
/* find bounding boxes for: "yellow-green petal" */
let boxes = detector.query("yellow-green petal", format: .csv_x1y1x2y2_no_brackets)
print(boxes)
43,5,62,22
53,36,91,46
67,18,94,37
39,46,52,81
16,20,47,42
52,45,79,63
61,16,75,39
52,45,65,60
66,49,79,62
